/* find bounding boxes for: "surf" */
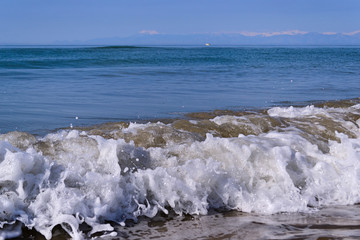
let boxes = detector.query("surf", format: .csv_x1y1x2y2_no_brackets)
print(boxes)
0,100,359,239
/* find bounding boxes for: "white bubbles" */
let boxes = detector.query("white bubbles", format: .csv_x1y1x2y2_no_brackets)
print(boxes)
0,103,359,239
268,105,323,118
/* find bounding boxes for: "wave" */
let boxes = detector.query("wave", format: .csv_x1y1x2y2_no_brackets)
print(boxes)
0,99,359,239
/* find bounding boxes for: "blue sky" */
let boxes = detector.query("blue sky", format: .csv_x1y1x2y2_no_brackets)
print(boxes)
1,0,359,44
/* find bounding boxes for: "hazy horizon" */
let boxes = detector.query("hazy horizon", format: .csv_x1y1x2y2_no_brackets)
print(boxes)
1,31,360,46
1,0,359,45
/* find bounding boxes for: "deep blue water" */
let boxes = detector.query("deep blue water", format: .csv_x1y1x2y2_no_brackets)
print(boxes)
1,46,360,134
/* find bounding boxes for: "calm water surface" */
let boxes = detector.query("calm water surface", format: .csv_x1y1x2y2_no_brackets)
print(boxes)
1,46,359,134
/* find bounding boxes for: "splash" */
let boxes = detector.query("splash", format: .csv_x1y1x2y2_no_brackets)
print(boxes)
0,100,359,239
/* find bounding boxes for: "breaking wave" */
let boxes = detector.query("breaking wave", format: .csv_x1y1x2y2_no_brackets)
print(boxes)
0,99,359,239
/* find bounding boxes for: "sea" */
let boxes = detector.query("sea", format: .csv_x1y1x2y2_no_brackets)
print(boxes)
0,45,359,239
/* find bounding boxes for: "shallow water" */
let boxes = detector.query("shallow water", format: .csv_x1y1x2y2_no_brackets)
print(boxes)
1,46,360,134
116,205,360,240
0,100,360,239
14,205,360,239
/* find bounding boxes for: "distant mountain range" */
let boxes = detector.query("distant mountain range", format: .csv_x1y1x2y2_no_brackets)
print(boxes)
54,31,360,46
3,31,358,46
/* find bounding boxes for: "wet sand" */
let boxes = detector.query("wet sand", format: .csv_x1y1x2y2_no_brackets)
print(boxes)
113,205,360,240
18,205,360,239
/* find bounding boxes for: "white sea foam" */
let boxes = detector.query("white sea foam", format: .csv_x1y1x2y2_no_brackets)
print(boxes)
268,105,330,118
0,104,359,239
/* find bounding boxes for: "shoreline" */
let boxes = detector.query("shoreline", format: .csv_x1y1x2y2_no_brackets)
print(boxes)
5,97,358,137
14,205,360,239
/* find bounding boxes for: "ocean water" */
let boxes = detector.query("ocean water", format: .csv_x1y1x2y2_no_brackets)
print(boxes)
1,46,359,134
0,46,360,239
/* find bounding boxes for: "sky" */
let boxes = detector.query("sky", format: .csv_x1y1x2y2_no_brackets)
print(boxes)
0,0,359,44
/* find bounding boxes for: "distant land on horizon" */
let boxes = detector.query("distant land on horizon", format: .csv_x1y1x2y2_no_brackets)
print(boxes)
51,31,360,46
2,31,360,46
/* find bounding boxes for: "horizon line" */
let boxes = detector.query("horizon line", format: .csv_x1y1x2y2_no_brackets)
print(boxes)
2,44,360,47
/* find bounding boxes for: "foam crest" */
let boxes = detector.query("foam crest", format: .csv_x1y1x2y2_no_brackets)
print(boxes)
0,102,360,239
267,105,328,118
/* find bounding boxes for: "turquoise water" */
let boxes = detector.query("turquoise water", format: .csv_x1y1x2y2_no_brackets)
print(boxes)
1,46,359,134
